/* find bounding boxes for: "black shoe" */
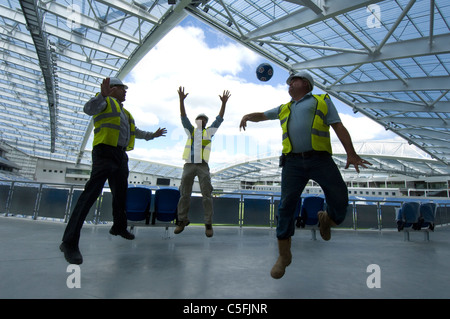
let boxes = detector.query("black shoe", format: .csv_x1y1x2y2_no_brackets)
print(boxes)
59,242,83,265
109,228,135,240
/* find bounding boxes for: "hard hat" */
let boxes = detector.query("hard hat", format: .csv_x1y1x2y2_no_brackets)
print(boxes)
109,77,128,89
196,113,209,123
286,71,314,91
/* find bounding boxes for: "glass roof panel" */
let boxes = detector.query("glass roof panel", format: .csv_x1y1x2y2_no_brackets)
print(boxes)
0,0,448,170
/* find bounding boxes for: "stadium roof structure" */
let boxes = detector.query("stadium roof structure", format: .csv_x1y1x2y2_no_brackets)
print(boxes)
1,0,449,172
77,141,448,182
211,141,450,184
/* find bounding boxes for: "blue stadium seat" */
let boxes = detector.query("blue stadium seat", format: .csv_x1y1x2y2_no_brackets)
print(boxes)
295,196,324,240
420,202,437,231
296,196,324,228
396,202,420,231
152,188,180,224
125,187,152,224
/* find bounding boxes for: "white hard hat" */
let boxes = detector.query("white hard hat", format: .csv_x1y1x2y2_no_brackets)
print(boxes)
286,71,314,91
196,113,209,123
109,77,128,89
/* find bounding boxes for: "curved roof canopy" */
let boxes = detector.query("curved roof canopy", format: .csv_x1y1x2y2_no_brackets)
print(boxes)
78,141,449,182
0,0,449,169
211,142,450,184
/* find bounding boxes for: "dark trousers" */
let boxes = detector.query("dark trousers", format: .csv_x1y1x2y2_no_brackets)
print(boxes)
277,152,349,239
62,144,129,247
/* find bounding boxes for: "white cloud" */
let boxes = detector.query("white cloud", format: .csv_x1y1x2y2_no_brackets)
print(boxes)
125,25,264,131
125,24,289,167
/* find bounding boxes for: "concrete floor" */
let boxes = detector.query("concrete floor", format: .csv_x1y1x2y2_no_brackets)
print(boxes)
1,216,449,300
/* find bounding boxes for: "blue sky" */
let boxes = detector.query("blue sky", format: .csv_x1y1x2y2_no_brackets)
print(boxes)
121,15,399,169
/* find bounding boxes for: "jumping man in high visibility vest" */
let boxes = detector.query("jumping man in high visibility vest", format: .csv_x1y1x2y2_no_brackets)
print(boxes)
60,77,167,265
240,71,371,279
175,86,231,238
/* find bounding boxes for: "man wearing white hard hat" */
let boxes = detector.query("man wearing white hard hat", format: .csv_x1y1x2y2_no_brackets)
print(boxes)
60,77,167,264
240,71,371,279
175,86,231,238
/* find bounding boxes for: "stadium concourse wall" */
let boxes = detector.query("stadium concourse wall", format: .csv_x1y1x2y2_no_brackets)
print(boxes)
0,179,449,231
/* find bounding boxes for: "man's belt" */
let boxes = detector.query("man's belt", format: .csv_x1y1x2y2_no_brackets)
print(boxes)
287,150,329,158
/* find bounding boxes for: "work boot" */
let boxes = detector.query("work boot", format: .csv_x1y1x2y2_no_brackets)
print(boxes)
318,211,337,241
205,224,213,237
60,242,83,265
174,220,190,234
270,238,292,279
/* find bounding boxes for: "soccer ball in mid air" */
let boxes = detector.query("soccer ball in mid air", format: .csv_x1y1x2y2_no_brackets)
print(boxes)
256,63,274,82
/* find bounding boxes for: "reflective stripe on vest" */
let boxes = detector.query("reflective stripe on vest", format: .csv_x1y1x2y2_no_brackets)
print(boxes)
182,128,212,163
278,94,332,154
92,95,135,151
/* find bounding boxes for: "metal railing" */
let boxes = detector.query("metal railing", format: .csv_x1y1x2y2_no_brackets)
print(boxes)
1,179,449,230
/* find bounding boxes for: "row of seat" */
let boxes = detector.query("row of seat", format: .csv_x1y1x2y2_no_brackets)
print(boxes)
126,187,320,235
126,187,322,238
293,197,439,241
125,187,180,230
125,188,439,241
396,202,437,241
396,202,437,231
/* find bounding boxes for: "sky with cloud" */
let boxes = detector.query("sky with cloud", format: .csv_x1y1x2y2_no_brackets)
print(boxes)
121,16,400,169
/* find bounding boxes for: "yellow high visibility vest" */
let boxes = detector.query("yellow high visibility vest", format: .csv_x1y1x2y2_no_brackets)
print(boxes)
92,95,135,151
182,128,212,163
278,94,332,155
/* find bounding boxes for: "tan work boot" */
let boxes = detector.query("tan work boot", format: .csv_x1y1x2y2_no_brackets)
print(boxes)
205,224,213,237
270,238,292,279
318,211,337,241
174,220,190,234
